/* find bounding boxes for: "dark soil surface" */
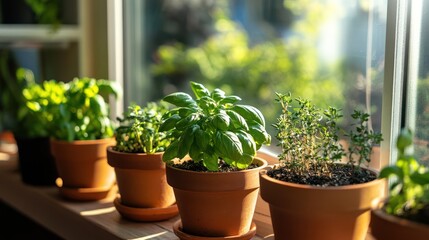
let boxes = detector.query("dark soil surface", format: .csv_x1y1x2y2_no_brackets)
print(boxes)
267,163,377,187
170,159,259,172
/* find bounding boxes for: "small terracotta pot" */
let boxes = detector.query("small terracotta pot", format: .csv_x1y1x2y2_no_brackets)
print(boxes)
166,157,268,238
106,147,176,208
370,207,429,240
259,164,386,240
50,138,116,189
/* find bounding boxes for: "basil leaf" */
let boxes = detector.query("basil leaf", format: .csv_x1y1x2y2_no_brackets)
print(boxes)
214,131,243,161
196,128,210,150
233,105,266,127
191,81,210,98
212,88,226,101
163,92,197,108
203,152,219,171
219,95,241,105
162,140,180,161
159,114,181,132
226,110,249,130
212,112,230,131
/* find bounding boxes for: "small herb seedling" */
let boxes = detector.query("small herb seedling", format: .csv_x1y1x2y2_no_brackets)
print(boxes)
114,102,173,154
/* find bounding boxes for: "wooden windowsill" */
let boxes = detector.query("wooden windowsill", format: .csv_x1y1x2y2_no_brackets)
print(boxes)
0,147,375,240
0,151,270,240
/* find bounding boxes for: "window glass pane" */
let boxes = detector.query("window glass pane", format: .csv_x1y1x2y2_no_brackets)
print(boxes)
124,0,387,164
409,0,429,167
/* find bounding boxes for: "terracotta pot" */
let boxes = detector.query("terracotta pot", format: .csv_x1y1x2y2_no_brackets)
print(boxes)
0,131,16,144
259,164,386,240
15,136,58,186
50,138,116,190
166,157,268,238
107,147,176,208
370,207,429,240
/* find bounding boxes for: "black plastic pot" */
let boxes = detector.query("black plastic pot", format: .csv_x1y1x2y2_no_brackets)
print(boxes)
15,136,58,186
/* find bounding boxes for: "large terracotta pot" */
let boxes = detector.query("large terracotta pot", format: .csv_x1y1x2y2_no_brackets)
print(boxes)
50,138,116,200
107,147,179,221
259,164,386,240
370,207,429,240
166,157,268,238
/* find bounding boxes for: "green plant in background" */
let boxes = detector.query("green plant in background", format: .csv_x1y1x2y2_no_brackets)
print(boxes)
51,77,121,141
0,51,31,133
25,0,61,32
16,79,66,138
114,102,173,154
151,2,345,142
160,81,271,171
379,128,429,224
272,92,382,185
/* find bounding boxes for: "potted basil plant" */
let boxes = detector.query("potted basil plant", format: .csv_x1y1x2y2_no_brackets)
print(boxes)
50,77,120,201
370,128,429,240
107,102,179,222
259,92,385,240
160,81,271,239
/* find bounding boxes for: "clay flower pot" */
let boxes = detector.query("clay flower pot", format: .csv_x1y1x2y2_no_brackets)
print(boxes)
259,165,386,240
166,157,268,239
106,146,178,221
370,207,429,240
50,138,116,201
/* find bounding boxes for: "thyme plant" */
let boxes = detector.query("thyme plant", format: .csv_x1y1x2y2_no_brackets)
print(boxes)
273,92,382,181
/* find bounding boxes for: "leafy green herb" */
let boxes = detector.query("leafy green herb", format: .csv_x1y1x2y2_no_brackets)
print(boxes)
114,102,173,154
51,77,120,141
273,92,382,178
18,79,66,138
160,81,271,171
379,128,429,218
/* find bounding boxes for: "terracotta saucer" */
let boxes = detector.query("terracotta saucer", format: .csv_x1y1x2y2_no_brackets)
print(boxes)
56,178,115,201
172,220,257,240
113,197,179,222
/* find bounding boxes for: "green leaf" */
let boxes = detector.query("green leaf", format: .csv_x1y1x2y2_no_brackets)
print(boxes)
249,123,271,147
379,166,403,179
236,154,254,169
175,112,200,130
410,172,429,185
237,131,256,157
90,95,107,115
214,131,243,161
218,95,241,105
197,96,216,110
233,105,266,127
189,143,203,161
163,92,197,108
97,80,120,98
212,112,230,131
203,152,219,171
211,88,226,101
177,125,199,159
160,114,181,132
226,110,248,130
195,128,210,150
162,140,180,161
190,81,210,99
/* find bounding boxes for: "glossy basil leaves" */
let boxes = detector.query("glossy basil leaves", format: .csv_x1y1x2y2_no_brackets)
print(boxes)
160,81,271,171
